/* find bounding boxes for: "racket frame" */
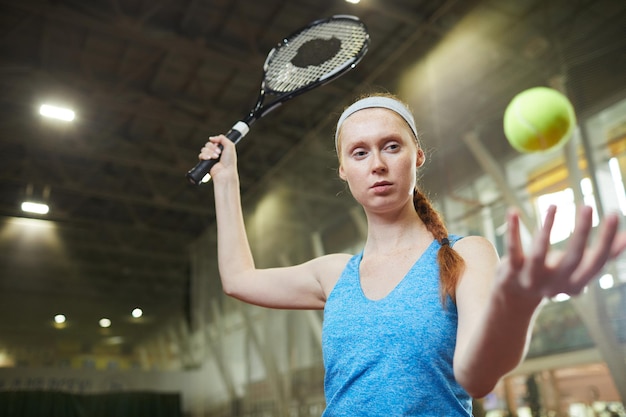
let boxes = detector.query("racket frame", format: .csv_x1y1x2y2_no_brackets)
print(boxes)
187,14,369,184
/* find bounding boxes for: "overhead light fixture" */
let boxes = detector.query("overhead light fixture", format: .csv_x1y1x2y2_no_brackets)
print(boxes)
22,184,51,215
53,314,67,329
39,104,75,122
131,308,143,318
599,273,614,289
21,201,49,215
345,0,360,3
99,318,112,328
552,293,570,302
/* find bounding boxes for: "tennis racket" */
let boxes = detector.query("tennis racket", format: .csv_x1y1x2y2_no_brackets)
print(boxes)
186,14,369,185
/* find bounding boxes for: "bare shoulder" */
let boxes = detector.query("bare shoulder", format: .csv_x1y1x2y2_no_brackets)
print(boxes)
453,235,499,262
322,252,354,266
307,252,353,278
306,253,353,298
453,235,500,299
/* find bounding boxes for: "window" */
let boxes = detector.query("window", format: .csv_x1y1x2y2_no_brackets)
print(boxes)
535,178,598,244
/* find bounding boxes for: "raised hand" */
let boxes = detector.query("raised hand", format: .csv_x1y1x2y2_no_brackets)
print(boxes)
499,205,626,301
198,135,237,180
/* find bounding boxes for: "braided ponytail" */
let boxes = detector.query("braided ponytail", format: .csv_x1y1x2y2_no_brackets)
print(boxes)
413,188,465,306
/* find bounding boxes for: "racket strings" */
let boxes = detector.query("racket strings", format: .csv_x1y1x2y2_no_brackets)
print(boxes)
265,20,368,93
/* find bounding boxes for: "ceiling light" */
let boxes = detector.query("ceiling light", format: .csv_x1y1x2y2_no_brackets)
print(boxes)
21,201,49,215
53,314,67,329
99,318,111,328
599,274,614,289
131,308,143,318
345,0,360,3
552,293,570,302
39,104,75,122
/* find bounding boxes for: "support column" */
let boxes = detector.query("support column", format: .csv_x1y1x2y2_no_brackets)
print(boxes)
239,305,289,417
207,300,240,413
554,72,626,402
463,131,536,232
502,376,518,417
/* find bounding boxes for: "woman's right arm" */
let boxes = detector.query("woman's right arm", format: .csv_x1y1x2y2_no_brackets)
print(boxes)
200,135,348,310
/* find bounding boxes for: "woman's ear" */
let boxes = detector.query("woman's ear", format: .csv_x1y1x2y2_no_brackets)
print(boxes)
338,165,347,181
416,148,425,168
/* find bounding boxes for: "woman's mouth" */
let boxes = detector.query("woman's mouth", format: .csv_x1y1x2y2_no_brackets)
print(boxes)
371,181,392,192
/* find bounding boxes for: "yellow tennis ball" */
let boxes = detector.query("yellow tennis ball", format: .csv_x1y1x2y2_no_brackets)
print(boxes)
503,87,576,153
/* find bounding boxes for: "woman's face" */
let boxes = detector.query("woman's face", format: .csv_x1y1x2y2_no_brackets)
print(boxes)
337,107,424,213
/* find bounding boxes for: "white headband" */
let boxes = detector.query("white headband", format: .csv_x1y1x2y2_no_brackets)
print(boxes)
335,96,419,149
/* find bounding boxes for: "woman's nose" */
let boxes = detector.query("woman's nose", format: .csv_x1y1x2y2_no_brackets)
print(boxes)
371,151,387,173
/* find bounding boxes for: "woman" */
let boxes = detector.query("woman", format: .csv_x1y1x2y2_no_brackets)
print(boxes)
199,93,626,415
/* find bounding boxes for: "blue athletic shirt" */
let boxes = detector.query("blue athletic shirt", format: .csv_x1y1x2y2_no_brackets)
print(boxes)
322,236,472,416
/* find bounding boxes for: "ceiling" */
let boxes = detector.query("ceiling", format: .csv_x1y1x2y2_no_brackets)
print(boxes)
0,0,624,366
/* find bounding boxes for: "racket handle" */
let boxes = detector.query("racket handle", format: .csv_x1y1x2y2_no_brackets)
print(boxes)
186,153,221,185
186,122,249,185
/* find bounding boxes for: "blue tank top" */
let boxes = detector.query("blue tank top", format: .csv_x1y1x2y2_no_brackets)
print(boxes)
322,237,472,416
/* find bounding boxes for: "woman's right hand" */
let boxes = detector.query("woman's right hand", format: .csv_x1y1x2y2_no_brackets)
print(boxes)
198,135,237,180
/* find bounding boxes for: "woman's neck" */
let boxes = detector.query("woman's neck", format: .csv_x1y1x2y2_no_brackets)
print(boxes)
363,206,432,255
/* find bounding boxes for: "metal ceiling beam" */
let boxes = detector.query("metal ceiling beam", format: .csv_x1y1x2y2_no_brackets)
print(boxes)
1,0,258,71
0,175,213,216
0,214,194,243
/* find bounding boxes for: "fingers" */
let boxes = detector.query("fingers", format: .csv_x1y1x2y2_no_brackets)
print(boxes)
528,205,556,275
552,208,622,296
199,135,227,160
504,205,623,299
505,208,524,271
604,213,626,259
558,205,593,275
569,212,620,292
610,229,626,259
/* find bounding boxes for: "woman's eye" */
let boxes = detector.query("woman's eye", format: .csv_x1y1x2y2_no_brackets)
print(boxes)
352,149,367,158
385,143,400,151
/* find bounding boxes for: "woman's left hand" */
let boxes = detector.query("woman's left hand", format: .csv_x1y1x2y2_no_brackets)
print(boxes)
498,205,626,303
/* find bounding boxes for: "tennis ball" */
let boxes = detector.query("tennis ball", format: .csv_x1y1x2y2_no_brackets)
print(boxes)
503,87,576,153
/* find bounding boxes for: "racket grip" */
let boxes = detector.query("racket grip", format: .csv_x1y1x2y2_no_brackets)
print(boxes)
187,158,219,185
186,124,248,185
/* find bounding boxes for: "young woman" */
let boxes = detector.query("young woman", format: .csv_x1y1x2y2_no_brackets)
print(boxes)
198,93,626,415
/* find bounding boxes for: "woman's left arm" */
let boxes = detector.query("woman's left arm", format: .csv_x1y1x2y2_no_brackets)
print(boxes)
452,205,626,398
